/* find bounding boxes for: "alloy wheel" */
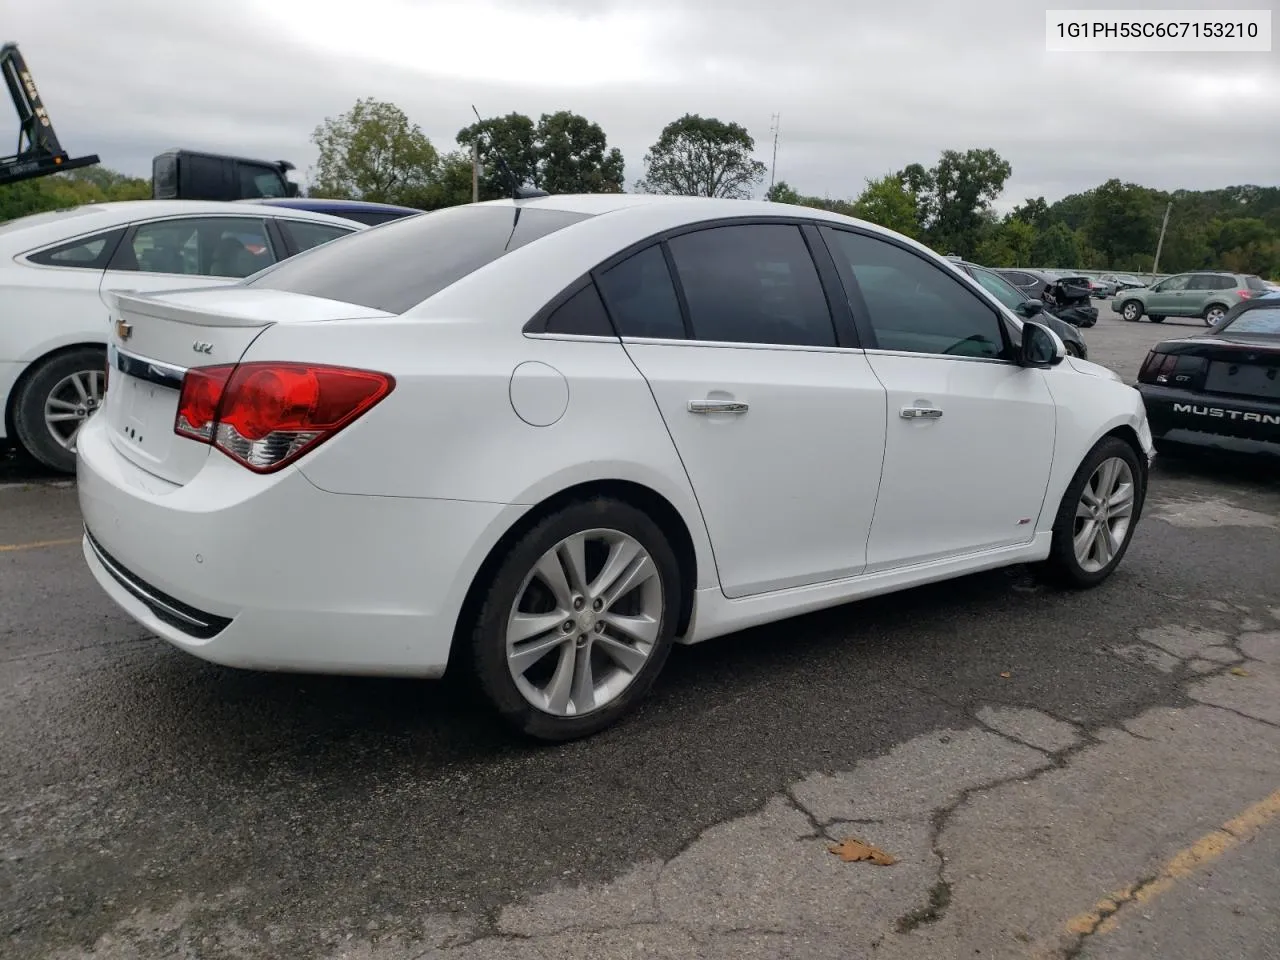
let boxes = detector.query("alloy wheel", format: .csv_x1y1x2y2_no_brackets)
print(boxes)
505,528,664,717
1073,457,1135,573
43,369,104,452
1205,306,1226,326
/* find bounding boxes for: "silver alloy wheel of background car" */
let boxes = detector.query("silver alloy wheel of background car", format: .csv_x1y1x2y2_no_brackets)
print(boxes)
1073,457,1135,574
1204,305,1226,326
505,528,664,717
1121,301,1142,321
44,369,104,452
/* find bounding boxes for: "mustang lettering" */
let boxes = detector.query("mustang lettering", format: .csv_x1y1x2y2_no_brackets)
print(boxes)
1172,402,1280,425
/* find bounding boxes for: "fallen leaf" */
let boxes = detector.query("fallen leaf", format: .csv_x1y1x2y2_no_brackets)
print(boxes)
1231,667,1250,677
999,672,1012,679
829,837,898,866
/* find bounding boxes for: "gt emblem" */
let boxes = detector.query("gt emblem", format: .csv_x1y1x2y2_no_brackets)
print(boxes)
115,319,132,341
192,341,213,354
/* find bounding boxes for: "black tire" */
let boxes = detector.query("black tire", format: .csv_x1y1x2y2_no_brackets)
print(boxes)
466,496,682,742
1043,436,1146,588
1119,300,1143,322
1203,304,1227,326
1149,315,1165,323
1064,341,1083,358
11,347,107,474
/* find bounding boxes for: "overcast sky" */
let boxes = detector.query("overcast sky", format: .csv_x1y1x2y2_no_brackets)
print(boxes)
5,0,1277,208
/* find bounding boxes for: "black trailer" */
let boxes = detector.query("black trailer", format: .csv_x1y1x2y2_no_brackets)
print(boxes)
151,149,300,201
0,42,100,186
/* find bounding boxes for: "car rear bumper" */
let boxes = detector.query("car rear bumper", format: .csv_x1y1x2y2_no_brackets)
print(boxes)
76,414,525,677
1138,383,1280,449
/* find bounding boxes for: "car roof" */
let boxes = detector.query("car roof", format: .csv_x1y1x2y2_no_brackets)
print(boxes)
246,197,424,215
0,199,365,255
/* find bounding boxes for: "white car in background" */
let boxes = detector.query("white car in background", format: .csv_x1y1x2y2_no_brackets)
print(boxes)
0,200,363,472
77,195,1155,742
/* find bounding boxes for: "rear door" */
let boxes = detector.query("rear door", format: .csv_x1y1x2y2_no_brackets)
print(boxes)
597,223,889,599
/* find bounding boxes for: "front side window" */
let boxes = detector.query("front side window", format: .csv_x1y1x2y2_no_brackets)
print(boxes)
594,244,686,340
239,164,287,199
27,228,125,269
247,205,592,314
825,229,1008,359
1156,275,1191,292
666,224,837,347
970,268,1026,310
115,217,277,278
279,220,356,254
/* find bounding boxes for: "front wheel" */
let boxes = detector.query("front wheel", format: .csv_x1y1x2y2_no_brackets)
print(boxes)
1065,341,1083,358
11,347,108,473
466,497,682,741
1120,300,1143,322
1043,437,1146,588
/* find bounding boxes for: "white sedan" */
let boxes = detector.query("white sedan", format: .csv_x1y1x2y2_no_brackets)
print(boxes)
0,200,363,472
76,195,1155,741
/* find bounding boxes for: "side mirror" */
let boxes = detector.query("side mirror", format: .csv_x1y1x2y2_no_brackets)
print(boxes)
1018,298,1045,317
1020,320,1066,368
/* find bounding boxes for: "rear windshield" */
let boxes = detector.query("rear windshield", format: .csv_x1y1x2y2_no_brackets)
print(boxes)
1245,275,1270,291
246,204,594,313
1223,305,1280,335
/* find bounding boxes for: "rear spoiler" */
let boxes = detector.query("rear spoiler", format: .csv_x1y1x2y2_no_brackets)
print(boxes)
109,288,396,328
110,288,271,328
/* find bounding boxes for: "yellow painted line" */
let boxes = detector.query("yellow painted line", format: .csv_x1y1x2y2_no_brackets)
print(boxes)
1058,787,1280,945
0,537,81,553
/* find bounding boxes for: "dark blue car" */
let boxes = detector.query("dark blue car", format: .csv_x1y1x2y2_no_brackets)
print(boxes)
238,197,424,227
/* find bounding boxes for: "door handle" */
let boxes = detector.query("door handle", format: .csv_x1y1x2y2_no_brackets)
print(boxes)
689,399,749,415
900,406,943,420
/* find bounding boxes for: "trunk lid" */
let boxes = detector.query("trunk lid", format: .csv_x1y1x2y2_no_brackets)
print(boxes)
1146,335,1280,400
103,287,392,485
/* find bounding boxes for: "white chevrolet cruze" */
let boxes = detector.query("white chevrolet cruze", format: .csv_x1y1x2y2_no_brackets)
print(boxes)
77,194,1155,741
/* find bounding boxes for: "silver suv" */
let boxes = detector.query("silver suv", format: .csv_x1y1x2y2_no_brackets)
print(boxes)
1112,272,1271,325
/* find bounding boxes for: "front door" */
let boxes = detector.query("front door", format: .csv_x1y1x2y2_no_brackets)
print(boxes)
593,227,888,599
820,227,1057,572
1146,274,1193,316
98,215,280,309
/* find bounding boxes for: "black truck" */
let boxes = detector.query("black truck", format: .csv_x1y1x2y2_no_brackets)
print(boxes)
2,42,299,200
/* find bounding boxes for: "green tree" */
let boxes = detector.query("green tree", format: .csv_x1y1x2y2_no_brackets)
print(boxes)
456,112,539,199
310,98,437,204
0,167,150,222
766,180,802,204
410,151,476,210
851,173,921,239
1031,221,1080,266
1011,196,1051,230
973,216,1035,266
535,111,624,194
899,148,1013,258
636,114,766,198
1083,179,1156,266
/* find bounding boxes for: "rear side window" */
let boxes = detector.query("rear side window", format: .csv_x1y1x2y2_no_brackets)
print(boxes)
279,220,355,254
595,244,687,340
27,228,125,269
543,282,615,336
1245,276,1270,291
247,205,593,314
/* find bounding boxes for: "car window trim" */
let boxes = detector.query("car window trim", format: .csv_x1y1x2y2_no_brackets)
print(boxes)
522,215,863,350
815,224,1017,363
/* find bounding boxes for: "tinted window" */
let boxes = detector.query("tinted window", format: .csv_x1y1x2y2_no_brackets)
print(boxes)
280,220,355,254
114,217,277,278
1244,276,1268,291
248,205,592,314
826,229,1008,359
542,282,615,336
1186,274,1214,290
187,156,228,198
1158,275,1191,291
1222,306,1280,335
1001,271,1034,287
666,224,836,347
970,268,1026,310
595,244,686,340
239,164,287,199
27,228,124,269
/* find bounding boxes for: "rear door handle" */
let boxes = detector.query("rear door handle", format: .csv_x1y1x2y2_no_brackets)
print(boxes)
900,406,943,420
689,399,749,415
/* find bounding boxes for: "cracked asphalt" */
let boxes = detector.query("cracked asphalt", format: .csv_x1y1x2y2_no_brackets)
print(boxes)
2,305,1279,959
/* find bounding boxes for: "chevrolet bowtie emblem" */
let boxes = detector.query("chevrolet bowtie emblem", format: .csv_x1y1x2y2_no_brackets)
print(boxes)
115,319,133,341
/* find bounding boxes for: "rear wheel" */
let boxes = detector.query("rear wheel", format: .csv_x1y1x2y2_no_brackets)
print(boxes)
1203,304,1227,326
1120,300,1143,322
466,497,682,741
1043,436,1145,588
11,347,107,473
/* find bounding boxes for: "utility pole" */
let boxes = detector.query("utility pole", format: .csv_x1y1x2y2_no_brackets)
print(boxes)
1151,200,1172,281
768,113,780,196
471,138,479,203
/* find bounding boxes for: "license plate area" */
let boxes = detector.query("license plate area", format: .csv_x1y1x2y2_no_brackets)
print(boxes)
1205,361,1280,401
111,374,179,462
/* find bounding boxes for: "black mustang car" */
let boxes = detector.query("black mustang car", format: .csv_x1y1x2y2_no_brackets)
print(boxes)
1137,295,1280,456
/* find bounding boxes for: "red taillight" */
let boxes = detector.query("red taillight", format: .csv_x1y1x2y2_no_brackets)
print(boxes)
1237,290,1253,299
174,362,394,473
1137,351,1179,385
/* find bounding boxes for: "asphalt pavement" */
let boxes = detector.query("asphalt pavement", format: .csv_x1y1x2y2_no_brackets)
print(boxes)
2,303,1278,960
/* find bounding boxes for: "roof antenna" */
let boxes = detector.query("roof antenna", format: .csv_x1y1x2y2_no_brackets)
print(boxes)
470,105,548,202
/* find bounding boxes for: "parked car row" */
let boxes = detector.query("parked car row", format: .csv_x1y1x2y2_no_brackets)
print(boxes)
0,197,423,471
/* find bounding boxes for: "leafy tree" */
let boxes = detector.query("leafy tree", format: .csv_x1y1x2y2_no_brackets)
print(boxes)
766,180,802,204
535,111,624,194
973,216,1034,266
0,168,149,222
1011,196,1051,230
899,148,1012,258
410,151,476,210
1030,221,1080,267
1083,179,1156,266
310,98,437,205
456,112,539,199
851,173,921,239
636,114,766,199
